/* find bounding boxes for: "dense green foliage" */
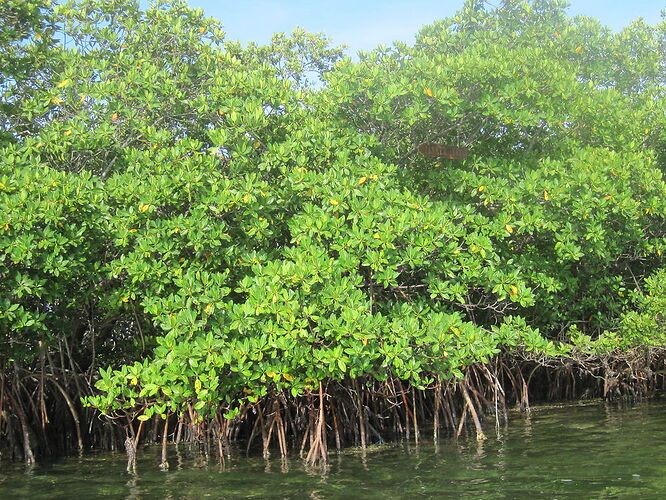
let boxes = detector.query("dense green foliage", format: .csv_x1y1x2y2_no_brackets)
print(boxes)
1,0,665,442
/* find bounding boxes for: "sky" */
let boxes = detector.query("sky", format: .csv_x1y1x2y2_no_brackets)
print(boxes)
171,0,665,54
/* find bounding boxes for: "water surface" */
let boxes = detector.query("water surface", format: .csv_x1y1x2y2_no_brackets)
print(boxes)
2,399,665,498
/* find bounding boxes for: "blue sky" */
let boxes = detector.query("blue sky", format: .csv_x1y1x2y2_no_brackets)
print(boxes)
174,0,665,54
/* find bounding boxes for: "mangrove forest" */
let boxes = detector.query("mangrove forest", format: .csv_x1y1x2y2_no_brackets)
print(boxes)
1,0,666,470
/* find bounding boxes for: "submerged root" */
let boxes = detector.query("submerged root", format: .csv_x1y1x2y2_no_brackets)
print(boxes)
124,435,137,473
3,348,666,466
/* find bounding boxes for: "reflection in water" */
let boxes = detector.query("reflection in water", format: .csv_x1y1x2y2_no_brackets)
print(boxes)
173,443,184,471
125,472,139,500
3,399,666,499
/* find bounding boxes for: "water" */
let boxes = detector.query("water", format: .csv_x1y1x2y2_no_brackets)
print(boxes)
2,400,666,499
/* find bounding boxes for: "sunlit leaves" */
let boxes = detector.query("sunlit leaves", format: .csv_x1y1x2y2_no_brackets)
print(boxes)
2,0,665,426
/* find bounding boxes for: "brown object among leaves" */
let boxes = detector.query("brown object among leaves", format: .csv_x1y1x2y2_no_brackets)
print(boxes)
417,143,469,160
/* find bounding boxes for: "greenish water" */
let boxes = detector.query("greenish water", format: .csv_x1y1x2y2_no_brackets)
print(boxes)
3,400,666,499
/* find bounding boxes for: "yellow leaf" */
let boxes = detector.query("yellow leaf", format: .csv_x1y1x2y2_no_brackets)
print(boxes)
358,176,367,184
283,373,294,382
373,233,380,239
199,27,206,33
575,46,583,54
266,371,276,378
204,303,214,314
63,130,72,136
424,88,434,97
543,190,550,201
139,204,150,212
130,377,138,386
129,228,138,233
509,285,519,297
195,378,202,393
121,297,129,303
56,78,72,88
329,198,339,206
36,142,43,148
111,112,119,122
3,224,9,231
505,224,514,234
478,185,486,192
604,195,612,200
242,193,251,203
371,174,378,180
362,337,368,346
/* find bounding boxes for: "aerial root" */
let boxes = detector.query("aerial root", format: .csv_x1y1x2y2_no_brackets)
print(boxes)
5,349,666,465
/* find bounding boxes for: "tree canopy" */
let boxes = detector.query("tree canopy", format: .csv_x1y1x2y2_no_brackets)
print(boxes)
1,0,665,461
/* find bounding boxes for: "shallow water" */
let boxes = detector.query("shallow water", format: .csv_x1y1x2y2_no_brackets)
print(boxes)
2,399,666,499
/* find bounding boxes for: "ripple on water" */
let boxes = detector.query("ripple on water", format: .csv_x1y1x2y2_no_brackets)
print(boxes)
2,399,666,499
